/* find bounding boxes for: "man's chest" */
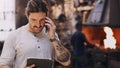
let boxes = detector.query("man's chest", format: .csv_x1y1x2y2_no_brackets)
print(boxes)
15,35,53,58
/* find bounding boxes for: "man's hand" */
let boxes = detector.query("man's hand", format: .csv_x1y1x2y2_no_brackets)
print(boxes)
0,66,10,68
24,64,35,68
45,17,56,39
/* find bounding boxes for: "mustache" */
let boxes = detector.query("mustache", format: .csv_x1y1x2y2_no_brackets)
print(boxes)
33,26,41,28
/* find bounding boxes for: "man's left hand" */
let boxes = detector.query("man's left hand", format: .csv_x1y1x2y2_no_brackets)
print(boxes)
45,17,56,39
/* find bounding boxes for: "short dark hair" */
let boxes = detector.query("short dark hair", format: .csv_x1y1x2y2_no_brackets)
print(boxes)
75,22,82,30
25,0,48,16
57,14,67,22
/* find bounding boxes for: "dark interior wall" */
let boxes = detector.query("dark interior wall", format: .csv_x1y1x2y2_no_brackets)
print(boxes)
86,0,120,27
110,0,120,26
15,0,29,28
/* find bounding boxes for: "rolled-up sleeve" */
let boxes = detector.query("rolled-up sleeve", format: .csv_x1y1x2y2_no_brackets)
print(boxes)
0,32,16,67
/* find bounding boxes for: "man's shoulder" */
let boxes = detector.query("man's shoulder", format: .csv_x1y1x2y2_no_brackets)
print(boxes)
8,26,26,37
16,25,26,31
4,25,27,44
13,25,26,33
76,31,85,35
72,31,85,38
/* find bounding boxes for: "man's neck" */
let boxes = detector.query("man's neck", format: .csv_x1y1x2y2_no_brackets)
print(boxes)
26,24,41,35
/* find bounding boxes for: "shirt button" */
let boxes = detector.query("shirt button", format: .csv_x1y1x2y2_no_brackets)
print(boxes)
37,40,39,42
34,34,37,37
38,46,40,48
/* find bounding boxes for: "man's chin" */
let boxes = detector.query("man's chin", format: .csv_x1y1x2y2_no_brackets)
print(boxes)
34,30,42,33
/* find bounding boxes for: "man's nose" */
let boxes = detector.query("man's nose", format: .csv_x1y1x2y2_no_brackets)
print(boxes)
36,21,41,27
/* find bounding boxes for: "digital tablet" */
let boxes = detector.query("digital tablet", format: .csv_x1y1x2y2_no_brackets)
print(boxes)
27,58,53,68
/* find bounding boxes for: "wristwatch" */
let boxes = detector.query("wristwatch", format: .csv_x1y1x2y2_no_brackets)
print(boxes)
50,38,57,42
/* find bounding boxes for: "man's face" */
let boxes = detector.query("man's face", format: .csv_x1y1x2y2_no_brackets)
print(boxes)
28,12,46,33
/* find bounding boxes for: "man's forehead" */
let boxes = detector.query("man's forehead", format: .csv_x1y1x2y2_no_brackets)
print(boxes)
29,12,46,19
29,12,46,15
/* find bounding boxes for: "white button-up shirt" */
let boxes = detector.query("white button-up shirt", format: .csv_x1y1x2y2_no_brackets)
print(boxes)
0,25,54,68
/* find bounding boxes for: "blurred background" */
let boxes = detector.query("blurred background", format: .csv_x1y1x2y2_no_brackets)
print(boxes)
1,0,120,68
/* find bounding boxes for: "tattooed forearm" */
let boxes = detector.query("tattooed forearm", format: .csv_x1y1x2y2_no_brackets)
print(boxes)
54,41,70,62
56,45,64,52
56,51,70,62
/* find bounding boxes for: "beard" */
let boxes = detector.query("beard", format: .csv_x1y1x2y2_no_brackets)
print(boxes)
29,25,44,34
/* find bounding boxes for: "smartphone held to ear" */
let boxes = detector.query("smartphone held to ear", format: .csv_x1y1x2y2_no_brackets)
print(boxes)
45,25,48,32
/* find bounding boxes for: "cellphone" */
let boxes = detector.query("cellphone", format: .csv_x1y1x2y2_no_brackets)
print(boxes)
45,12,49,32
27,58,53,68
45,25,48,32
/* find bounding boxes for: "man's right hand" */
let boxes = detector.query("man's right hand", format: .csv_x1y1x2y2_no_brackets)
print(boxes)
0,66,10,68
24,64,35,68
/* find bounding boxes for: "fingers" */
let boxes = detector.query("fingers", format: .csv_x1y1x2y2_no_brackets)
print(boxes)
45,17,56,30
29,64,35,68
44,17,56,38
45,17,55,27
0,66,10,68
25,64,35,68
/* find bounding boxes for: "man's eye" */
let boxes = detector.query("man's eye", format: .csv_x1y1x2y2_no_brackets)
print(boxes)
41,20,45,23
32,19,36,21
40,19,45,23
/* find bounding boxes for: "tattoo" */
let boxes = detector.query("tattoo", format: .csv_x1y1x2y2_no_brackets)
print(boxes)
56,45,64,52
55,41,70,62
56,51,70,62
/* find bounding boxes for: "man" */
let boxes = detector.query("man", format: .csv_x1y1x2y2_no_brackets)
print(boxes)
0,0,71,68
71,22,91,68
